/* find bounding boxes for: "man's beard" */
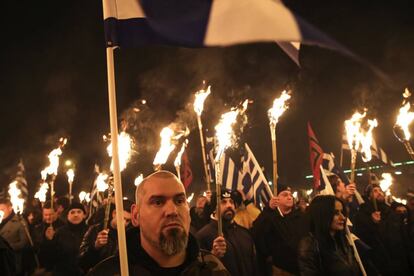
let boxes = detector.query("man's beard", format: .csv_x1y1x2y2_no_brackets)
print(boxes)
222,209,235,222
159,227,188,256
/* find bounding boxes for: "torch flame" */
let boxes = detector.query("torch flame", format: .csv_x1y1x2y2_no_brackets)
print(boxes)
34,182,49,203
66,169,75,183
345,111,366,151
174,139,188,167
0,210,4,223
79,191,87,202
268,90,291,127
360,119,378,162
379,173,393,192
107,131,133,172
193,85,211,116
306,189,313,196
187,193,195,203
395,89,414,140
40,137,67,180
153,127,176,166
8,181,24,215
96,173,109,192
134,174,144,186
215,100,249,161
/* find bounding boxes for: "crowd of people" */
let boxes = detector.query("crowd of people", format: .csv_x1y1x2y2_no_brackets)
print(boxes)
1,170,414,275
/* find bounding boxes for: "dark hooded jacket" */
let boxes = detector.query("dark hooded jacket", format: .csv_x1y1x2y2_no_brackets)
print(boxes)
87,227,229,276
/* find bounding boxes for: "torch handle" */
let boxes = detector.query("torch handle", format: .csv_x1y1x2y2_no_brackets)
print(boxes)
270,125,278,195
214,159,222,236
19,215,40,268
403,141,414,160
345,225,367,276
175,165,181,180
69,182,73,204
103,185,114,230
350,150,357,183
198,116,211,191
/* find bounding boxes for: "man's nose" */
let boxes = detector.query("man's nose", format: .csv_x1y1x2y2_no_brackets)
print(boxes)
164,200,178,216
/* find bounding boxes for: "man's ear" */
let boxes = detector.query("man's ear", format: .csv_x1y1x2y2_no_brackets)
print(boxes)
131,203,140,227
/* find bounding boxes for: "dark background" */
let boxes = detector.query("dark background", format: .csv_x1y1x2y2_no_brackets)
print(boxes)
1,0,413,201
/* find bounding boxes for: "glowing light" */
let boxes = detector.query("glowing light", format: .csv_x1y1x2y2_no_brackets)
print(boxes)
306,189,313,196
8,181,24,214
193,85,211,116
66,169,75,183
187,193,195,203
134,174,144,186
379,173,393,192
153,127,176,167
0,210,4,223
292,191,298,199
345,111,366,151
34,182,49,203
395,88,414,140
395,171,402,175
107,132,133,172
65,160,73,166
268,90,291,128
360,119,378,162
96,173,109,192
215,100,248,161
174,139,188,167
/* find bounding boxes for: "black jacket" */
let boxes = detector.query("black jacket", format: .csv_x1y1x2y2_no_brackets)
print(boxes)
196,219,258,276
298,233,361,276
78,223,119,273
252,207,308,275
87,227,229,276
39,221,88,275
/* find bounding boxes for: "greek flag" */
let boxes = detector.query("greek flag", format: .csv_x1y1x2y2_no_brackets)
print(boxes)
241,143,273,208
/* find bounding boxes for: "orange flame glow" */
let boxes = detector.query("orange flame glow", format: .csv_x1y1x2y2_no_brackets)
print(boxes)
174,139,188,167
193,85,211,116
8,181,24,214
34,182,49,203
268,91,291,127
396,89,414,140
107,131,133,172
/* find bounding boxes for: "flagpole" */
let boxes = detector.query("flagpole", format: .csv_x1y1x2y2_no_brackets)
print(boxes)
197,116,211,191
350,149,357,183
105,46,129,276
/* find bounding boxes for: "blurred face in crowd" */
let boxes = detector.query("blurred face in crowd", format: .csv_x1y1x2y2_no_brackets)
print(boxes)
0,203,13,220
371,187,385,202
220,198,236,222
67,208,85,225
195,196,207,216
42,208,56,224
335,180,347,199
111,210,132,229
395,205,408,215
133,172,190,256
278,190,294,210
408,198,414,211
330,200,346,234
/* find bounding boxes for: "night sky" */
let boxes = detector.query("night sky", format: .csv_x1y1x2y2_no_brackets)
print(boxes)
1,0,413,201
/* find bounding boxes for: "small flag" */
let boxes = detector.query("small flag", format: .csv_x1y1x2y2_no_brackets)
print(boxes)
180,151,193,190
308,123,324,190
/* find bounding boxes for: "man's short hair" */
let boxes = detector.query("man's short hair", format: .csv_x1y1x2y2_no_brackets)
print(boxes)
135,171,181,206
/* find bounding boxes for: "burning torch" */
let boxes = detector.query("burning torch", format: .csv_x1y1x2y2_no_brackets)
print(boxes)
66,168,75,204
104,131,133,230
214,100,248,235
268,91,291,195
345,111,366,183
193,84,212,190
41,137,67,211
394,88,414,160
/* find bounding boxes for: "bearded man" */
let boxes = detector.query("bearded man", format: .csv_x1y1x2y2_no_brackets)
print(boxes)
88,170,229,275
196,189,258,276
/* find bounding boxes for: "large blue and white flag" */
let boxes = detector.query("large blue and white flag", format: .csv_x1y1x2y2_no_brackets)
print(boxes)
102,0,359,66
241,143,273,208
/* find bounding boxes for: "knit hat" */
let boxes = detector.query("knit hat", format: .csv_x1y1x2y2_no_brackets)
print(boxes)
67,202,86,214
277,183,291,195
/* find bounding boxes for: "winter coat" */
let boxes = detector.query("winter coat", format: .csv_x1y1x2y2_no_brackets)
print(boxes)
87,227,229,276
252,207,308,275
298,233,361,276
196,219,258,276
78,223,119,273
40,221,88,275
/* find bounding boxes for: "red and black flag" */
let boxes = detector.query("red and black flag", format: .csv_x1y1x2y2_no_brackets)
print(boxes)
180,151,193,191
308,122,324,190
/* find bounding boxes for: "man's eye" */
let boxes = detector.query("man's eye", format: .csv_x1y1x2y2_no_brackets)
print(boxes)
175,197,186,205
